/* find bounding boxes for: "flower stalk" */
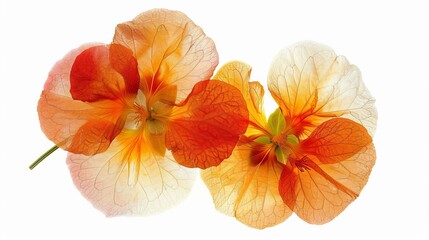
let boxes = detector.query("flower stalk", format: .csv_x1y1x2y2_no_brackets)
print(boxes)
29,145,59,170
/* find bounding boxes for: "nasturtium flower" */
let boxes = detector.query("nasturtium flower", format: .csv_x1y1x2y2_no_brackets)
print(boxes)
36,9,249,216
201,41,377,229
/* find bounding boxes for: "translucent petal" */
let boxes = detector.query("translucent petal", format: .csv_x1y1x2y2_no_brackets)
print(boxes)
213,61,267,128
41,43,99,97
70,44,139,102
113,9,218,102
279,144,376,224
301,118,372,164
201,142,292,229
268,41,377,137
37,44,137,155
165,80,249,169
67,130,196,216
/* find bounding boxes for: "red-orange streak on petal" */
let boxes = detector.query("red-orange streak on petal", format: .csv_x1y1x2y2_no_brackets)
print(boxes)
248,142,276,166
166,80,249,169
301,118,372,164
295,156,358,198
70,44,140,102
278,164,298,211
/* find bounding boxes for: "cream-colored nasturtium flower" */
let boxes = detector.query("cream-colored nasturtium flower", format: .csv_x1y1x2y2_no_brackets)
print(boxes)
202,41,377,229
37,9,249,216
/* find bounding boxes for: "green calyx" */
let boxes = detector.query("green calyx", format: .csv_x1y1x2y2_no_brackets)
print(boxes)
275,147,287,164
286,134,299,145
268,108,285,136
254,136,271,144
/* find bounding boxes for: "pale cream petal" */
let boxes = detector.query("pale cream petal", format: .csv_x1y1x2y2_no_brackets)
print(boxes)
113,9,218,102
268,41,377,137
67,130,196,216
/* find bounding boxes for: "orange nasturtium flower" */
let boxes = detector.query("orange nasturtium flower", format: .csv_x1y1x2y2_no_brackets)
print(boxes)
201,41,377,229
35,9,249,216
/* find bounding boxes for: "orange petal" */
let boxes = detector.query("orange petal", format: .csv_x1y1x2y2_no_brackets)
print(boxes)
201,142,292,229
301,118,373,164
37,44,138,155
165,80,249,169
267,41,377,137
70,44,139,102
67,129,196,216
213,61,267,128
279,144,376,224
113,9,218,102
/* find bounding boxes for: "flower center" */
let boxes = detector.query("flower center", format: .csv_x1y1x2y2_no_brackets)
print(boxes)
272,132,300,165
125,90,171,133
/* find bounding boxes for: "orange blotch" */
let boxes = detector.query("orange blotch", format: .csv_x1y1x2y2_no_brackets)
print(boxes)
165,80,249,169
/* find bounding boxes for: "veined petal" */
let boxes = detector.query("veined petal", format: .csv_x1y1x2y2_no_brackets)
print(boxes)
165,80,249,169
201,142,292,229
67,129,196,216
70,44,139,102
113,9,218,103
301,118,373,164
279,143,375,224
268,41,377,138
41,43,100,97
214,61,267,129
38,44,139,155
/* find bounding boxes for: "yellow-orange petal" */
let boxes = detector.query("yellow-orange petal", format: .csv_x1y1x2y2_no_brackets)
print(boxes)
279,144,376,224
201,142,293,229
213,61,267,129
165,80,249,169
301,118,373,164
113,9,218,103
267,41,377,138
37,44,138,155
67,129,196,216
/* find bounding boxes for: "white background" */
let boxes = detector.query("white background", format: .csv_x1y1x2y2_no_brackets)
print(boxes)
1,0,428,239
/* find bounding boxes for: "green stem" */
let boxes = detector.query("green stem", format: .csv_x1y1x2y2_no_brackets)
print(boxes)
29,145,59,170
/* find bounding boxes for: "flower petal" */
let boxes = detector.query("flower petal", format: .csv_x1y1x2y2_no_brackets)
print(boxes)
268,41,377,137
213,61,267,128
113,9,218,102
279,144,376,224
37,44,138,155
41,43,99,97
301,118,373,164
201,142,292,229
67,129,196,216
70,44,139,102
165,80,249,169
